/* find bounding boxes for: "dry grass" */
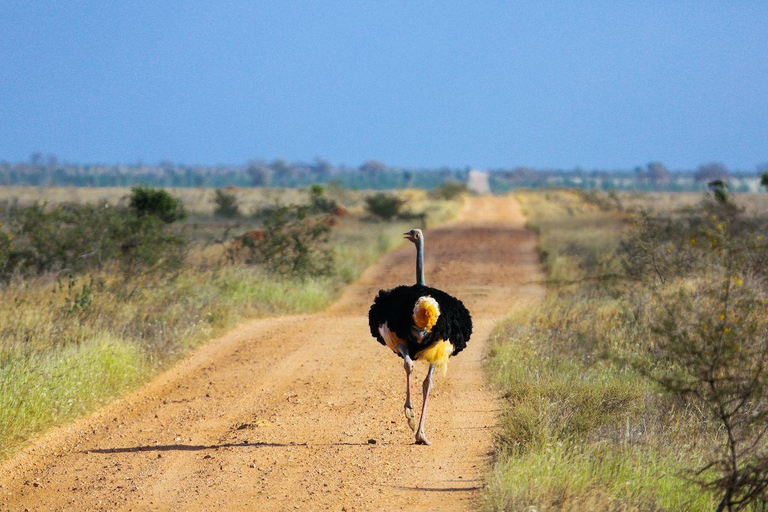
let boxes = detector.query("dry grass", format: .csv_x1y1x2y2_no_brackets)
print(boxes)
0,186,306,217
615,191,768,216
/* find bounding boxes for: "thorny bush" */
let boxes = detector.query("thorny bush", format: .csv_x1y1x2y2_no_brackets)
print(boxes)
234,203,334,279
623,193,768,511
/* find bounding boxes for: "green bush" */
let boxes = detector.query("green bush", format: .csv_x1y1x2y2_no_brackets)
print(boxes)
213,189,240,218
0,201,187,280
365,193,405,221
128,186,186,223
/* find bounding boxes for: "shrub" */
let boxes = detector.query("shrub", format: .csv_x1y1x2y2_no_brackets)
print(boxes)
128,186,186,223
113,214,187,277
237,204,334,278
365,193,405,221
428,181,468,200
625,199,768,511
308,184,339,214
11,202,125,275
0,201,187,281
213,189,240,218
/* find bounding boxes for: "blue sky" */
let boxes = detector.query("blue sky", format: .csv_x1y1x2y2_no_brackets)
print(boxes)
1,1,766,170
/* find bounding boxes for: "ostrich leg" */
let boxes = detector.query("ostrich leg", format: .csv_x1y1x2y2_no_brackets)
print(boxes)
415,364,435,445
399,347,416,431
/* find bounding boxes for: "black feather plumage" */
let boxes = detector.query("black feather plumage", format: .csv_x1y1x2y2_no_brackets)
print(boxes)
368,284,472,359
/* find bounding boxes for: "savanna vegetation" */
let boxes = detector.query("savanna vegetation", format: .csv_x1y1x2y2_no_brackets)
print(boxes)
0,184,464,459
483,189,768,511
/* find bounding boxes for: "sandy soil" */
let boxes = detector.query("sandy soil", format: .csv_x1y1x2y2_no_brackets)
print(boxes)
0,196,543,511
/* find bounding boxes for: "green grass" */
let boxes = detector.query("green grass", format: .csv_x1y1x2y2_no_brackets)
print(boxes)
482,191,719,511
0,187,463,459
1,336,147,451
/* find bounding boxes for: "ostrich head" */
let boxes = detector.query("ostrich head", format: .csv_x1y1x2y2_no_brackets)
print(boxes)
403,229,422,243
404,229,425,285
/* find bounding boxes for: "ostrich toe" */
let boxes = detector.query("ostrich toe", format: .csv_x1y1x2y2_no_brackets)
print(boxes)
404,405,416,431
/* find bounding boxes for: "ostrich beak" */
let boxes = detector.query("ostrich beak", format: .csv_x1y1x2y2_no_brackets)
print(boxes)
404,232,415,242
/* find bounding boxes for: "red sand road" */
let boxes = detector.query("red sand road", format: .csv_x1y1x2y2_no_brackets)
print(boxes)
0,196,543,511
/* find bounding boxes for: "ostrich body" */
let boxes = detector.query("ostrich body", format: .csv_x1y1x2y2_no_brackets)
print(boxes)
368,229,472,445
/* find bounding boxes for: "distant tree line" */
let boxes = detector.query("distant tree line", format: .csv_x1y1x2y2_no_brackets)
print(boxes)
0,156,469,190
1,154,765,193
490,161,766,193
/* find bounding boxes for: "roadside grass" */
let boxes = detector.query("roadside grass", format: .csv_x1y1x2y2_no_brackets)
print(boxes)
0,187,463,459
482,190,718,511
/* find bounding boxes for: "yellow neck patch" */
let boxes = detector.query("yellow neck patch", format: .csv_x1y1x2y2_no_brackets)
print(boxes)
413,296,440,332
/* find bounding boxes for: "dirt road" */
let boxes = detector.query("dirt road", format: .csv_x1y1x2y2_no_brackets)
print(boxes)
0,196,543,511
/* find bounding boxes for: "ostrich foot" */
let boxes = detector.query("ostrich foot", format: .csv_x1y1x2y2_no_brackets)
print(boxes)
415,430,431,445
404,405,416,431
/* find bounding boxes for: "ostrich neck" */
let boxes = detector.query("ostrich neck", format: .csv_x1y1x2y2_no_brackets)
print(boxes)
416,238,425,286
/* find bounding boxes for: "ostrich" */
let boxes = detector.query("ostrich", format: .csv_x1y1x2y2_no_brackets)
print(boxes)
368,229,472,445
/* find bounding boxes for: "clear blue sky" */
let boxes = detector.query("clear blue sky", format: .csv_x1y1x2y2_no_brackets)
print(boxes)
1,1,766,170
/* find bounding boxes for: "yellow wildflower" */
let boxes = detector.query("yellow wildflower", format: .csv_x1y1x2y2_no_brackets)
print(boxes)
719,314,725,321
689,239,696,246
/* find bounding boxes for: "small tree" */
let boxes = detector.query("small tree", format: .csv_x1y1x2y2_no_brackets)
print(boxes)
213,189,240,218
247,162,271,187
359,160,386,178
647,161,671,187
695,162,730,184
760,172,768,191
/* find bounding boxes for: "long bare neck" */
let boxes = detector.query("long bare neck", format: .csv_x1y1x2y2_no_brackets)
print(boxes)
416,237,425,286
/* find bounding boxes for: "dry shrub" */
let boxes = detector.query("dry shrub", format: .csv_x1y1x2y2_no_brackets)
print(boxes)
625,196,768,511
231,203,334,279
